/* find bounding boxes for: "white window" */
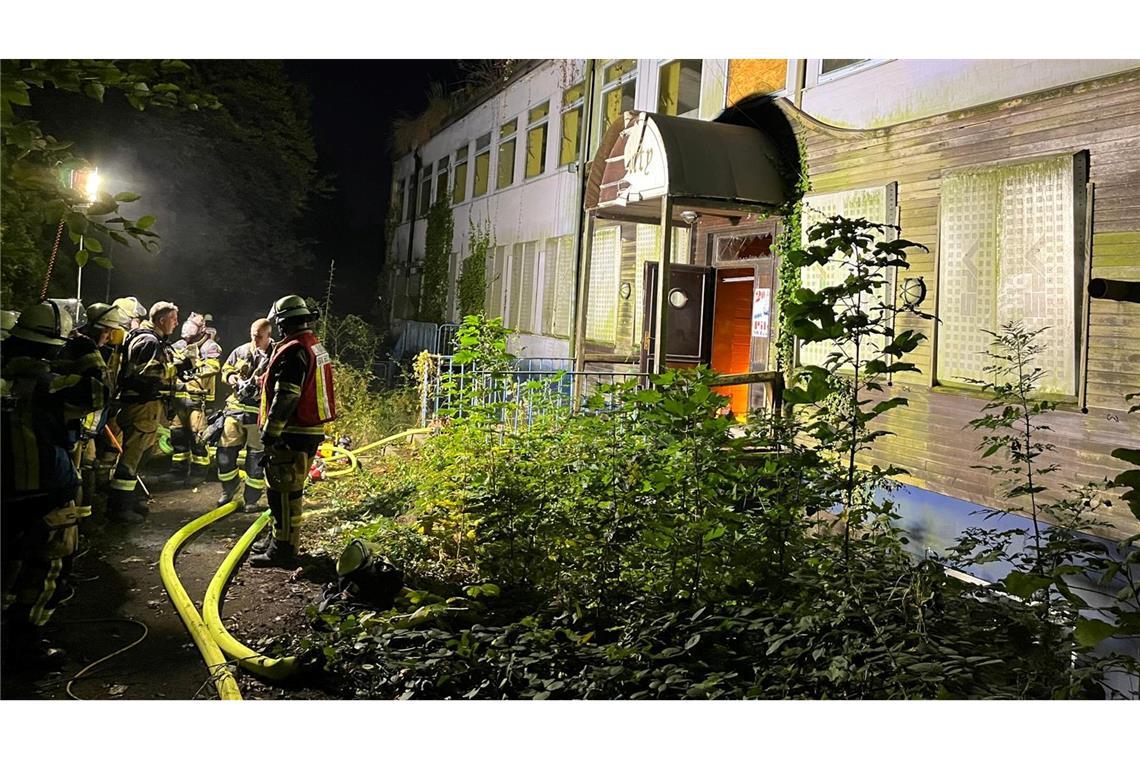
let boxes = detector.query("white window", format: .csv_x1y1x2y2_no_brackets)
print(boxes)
497,117,518,190
797,185,894,370
586,226,620,344
473,133,491,198
936,154,1080,396
453,146,468,204
418,165,432,217
560,81,585,167
542,236,575,338
525,102,549,179
600,59,637,137
434,156,449,205
657,59,702,119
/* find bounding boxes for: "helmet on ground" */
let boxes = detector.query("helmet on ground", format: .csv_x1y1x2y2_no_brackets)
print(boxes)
112,296,147,322
10,301,74,346
267,295,318,326
48,298,86,332
86,302,125,330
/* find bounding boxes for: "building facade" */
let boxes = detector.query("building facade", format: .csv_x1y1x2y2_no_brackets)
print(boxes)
385,58,1140,538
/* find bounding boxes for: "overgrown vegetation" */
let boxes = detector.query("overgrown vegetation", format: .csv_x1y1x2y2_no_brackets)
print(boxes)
294,216,1139,700
456,219,492,318
418,196,454,323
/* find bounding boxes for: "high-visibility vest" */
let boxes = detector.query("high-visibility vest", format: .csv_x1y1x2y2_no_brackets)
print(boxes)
259,331,336,434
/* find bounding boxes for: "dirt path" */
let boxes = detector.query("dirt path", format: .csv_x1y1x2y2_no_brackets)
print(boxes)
1,481,337,700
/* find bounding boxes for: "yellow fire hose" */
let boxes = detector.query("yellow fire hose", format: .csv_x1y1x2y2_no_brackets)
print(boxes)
159,499,243,701
203,509,300,680
318,427,430,480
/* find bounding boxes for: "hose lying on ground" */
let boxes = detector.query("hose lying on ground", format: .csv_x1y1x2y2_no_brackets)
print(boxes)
203,509,300,680
317,427,431,480
159,499,243,701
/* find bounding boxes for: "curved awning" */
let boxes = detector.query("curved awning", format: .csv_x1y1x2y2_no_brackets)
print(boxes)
584,110,791,222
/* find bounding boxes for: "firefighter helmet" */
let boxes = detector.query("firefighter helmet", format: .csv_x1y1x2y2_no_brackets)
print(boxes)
48,298,86,332
267,295,318,325
1,309,19,340
10,301,74,346
86,302,125,330
112,296,147,322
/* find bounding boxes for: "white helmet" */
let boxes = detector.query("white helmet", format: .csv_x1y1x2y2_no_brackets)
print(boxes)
10,301,74,346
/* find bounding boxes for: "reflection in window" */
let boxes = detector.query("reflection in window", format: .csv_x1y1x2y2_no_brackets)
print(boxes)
497,117,517,190
434,155,449,205
452,146,468,204
658,59,702,118
560,82,585,166
473,133,491,197
820,59,868,75
525,101,549,179
600,59,637,136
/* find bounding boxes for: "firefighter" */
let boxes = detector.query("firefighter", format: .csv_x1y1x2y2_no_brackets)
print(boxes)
107,301,183,523
1,302,94,663
250,296,337,568
112,295,147,331
168,312,221,485
215,318,273,510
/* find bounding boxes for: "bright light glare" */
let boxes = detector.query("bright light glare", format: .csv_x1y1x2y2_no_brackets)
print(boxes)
85,168,101,202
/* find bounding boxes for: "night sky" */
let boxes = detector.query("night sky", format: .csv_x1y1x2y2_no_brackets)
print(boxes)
288,60,464,316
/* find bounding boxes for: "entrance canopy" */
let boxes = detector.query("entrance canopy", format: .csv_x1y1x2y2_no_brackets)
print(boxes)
584,110,791,223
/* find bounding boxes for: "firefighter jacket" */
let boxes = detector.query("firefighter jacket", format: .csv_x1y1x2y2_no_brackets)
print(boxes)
222,340,272,422
117,321,179,404
259,330,336,438
53,332,111,441
1,338,84,497
172,336,222,403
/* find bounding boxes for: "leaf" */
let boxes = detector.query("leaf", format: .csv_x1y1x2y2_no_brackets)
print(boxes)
114,191,141,203
83,81,105,102
684,634,701,650
1001,570,1052,599
92,256,113,270
75,249,89,267
136,215,157,229
83,237,103,253
1073,618,1117,649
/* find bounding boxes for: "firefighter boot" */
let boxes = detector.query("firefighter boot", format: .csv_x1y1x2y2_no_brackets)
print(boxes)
241,482,265,513
5,621,68,669
250,528,273,555
249,539,298,569
216,474,242,507
106,487,144,525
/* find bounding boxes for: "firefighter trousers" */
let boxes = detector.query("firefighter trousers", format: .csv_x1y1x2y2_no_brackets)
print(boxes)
169,405,209,468
2,495,81,628
110,400,162,503
217,417,266,503
264,443,317,546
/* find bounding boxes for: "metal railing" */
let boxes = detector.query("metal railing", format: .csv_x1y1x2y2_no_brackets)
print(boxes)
419,354,647,429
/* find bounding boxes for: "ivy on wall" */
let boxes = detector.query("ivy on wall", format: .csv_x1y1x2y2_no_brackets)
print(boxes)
774,143,812,374
457,218,493,318
419,196,454,323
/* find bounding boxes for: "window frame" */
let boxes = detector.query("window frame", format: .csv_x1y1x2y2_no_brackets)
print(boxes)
452,145,469,204
418,164,432,218
599,59,638,139
524,101,550,180
393,177,406,224
815,58,888,84
473,132,492,198
496,116,518,191
656,58,703,119
559,81,586,167
434,155,450,206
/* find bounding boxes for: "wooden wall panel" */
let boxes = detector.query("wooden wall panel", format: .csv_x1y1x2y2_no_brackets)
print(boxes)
792,70,1140,538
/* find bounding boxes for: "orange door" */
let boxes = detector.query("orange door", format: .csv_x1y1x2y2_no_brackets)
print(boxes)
710,268,754,419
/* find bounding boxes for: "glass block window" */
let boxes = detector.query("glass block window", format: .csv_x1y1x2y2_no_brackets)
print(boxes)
936,155,1077,395
798,186,891,369
488,244,508,319
658,59,702,118
542,236,575,338
587,227,620,343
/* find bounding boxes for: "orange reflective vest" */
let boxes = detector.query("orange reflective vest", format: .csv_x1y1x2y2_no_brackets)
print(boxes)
259,332,336,434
